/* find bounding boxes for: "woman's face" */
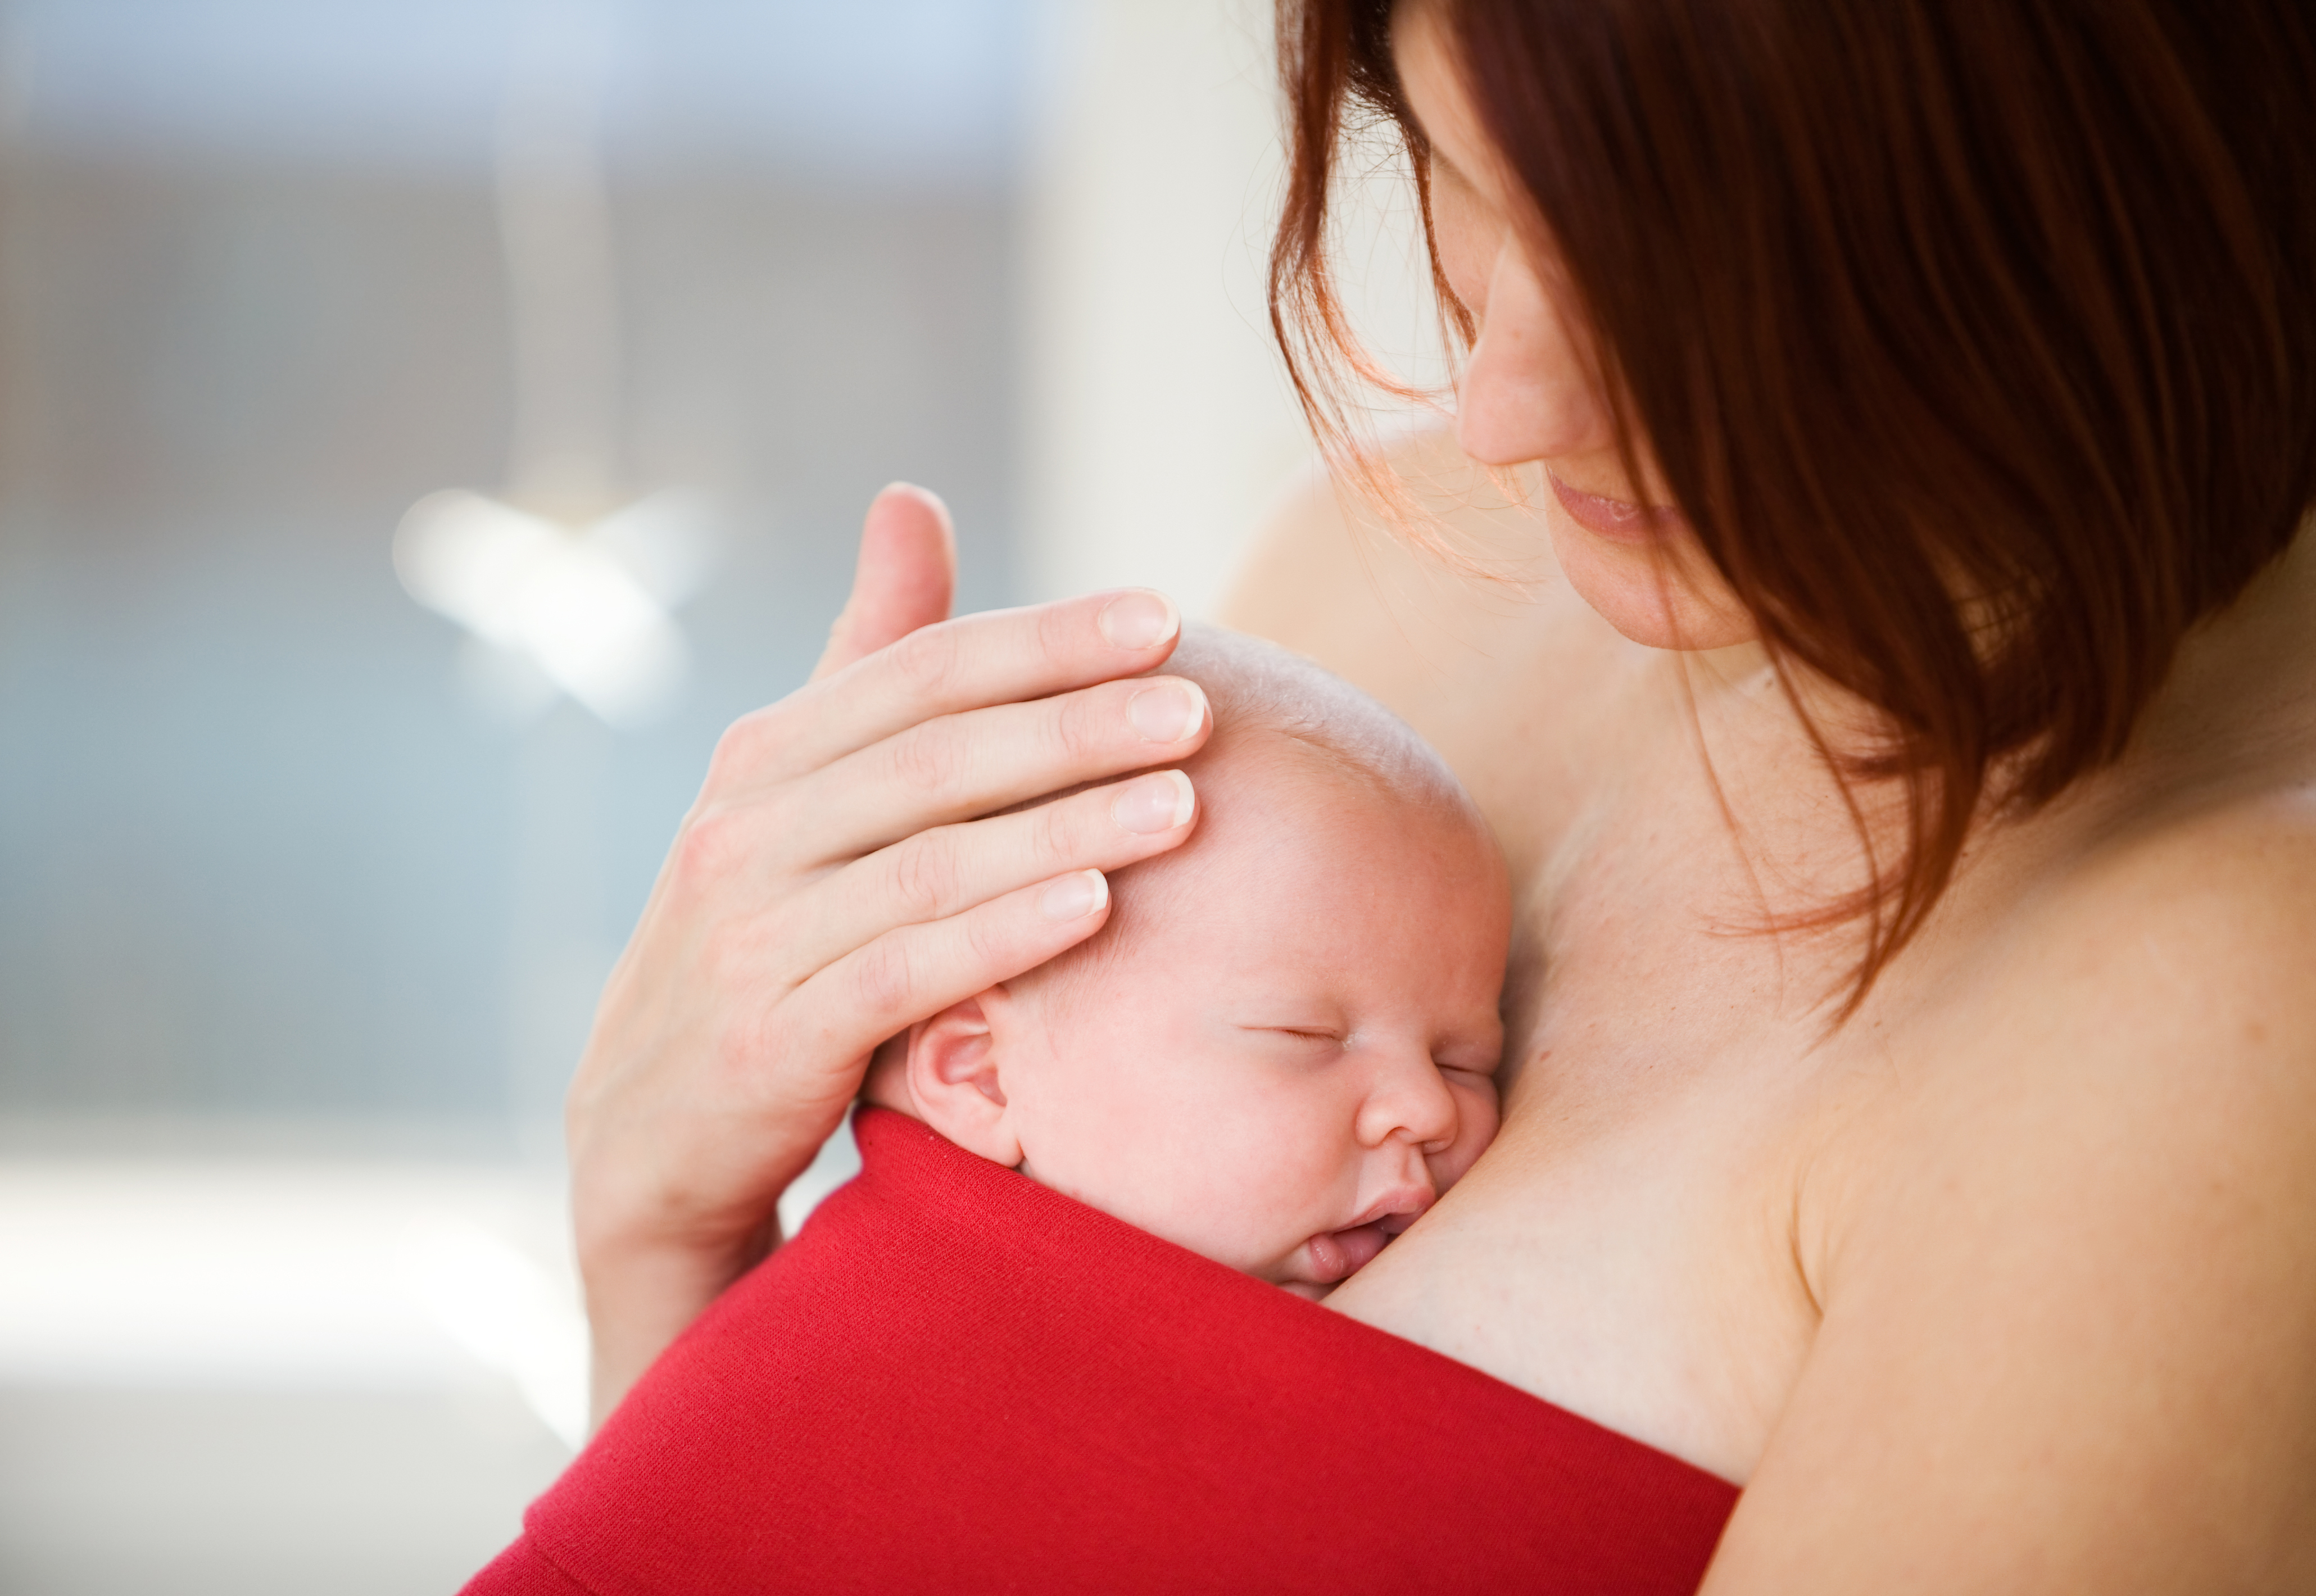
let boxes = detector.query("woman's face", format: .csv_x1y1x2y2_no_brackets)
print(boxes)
1393,3,1755,652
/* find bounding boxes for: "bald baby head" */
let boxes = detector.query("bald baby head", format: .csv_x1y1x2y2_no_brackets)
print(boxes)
1018,624,1495,996
882,623,1510,1295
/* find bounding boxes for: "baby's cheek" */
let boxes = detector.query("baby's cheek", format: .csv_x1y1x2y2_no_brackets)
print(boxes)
1428,1077,1501,1193
1181,1121,1352,1269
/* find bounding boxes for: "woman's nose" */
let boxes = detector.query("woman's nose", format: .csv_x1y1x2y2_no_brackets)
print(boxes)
1455,238,1618,467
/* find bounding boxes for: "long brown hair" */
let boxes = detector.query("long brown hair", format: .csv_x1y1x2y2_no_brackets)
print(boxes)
1272,0,2316,1011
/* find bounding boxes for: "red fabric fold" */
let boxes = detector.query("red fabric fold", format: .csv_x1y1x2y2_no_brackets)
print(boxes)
467,1107,1737,1595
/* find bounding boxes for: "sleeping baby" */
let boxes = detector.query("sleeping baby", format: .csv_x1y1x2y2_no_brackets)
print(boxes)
862,625,1511,1299
463,633,1539,1592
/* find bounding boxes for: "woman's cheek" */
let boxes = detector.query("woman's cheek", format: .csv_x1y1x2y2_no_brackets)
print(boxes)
1426,174,1493,323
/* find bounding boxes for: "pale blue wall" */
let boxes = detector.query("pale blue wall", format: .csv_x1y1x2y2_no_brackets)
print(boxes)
0,1,1029,1123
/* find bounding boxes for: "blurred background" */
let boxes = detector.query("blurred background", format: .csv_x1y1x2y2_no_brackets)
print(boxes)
0,1,1433,1590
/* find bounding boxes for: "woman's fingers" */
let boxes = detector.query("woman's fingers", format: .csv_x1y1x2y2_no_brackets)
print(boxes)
776,673,1209,862
811,483,957,683
718,587,1185,795
788,769,1198,977
785,869,1118,1081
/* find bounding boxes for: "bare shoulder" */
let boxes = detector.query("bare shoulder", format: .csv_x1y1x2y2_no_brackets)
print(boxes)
1216,424,1574,693
1221,425,1471,638
2002,781,2316,1076
1217,428,1639,871
1712,791,2316,1592
1983,783,2316,1132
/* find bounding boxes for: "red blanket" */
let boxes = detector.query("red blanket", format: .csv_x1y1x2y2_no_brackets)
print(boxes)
468,1108,1737,1595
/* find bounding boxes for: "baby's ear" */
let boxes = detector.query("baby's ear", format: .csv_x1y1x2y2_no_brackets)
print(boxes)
904,992,1024,1167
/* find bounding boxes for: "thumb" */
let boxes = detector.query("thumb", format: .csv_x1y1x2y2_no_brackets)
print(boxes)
814,483,957,682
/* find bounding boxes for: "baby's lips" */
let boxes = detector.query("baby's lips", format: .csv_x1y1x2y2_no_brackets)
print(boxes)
1306,1221,1394,1284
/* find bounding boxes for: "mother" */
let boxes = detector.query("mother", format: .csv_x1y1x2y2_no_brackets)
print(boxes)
566,1,2316,1586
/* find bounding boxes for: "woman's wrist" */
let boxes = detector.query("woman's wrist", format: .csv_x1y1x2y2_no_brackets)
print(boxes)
581,1219,778,1431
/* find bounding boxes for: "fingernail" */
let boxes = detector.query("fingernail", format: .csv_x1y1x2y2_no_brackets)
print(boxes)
1127,680,1206,743
1111,770,1195,835
1039,869,1108,921
879,480,947,513
1096,591,1178,651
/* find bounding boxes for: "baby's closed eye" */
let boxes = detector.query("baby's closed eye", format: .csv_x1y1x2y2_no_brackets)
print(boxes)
1235,1021,1347,1049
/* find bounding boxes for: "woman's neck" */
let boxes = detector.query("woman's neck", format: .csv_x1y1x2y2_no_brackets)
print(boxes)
2127,524,2316,783
1660,522,2316,1017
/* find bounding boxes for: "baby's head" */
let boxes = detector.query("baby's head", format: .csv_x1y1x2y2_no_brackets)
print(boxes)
871,627,1510,1298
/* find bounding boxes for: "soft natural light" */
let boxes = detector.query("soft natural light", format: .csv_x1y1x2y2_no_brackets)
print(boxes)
394,488,709,727
400,1215,590,1447
0,1122,863,1459
0,1162,589,1447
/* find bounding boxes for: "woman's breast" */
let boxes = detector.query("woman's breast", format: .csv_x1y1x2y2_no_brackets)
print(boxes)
1325,833,1885,1484
1326,999,1841,1484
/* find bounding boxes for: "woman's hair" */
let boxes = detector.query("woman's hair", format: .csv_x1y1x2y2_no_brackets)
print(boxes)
1272,0,2316,1012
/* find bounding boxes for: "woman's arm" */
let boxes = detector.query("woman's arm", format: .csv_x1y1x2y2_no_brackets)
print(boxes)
569,486,1214,1425
1706,820,2316,1592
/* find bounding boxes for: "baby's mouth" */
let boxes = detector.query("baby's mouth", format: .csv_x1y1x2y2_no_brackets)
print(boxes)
1302,1221,1395,1285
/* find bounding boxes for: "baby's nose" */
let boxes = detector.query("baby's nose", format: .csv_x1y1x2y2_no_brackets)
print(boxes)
1357,1055,1461,1151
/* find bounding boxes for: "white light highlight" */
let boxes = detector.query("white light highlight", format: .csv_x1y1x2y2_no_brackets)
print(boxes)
395,488,710,728
0,1162,588,1450
399,1217,590,1449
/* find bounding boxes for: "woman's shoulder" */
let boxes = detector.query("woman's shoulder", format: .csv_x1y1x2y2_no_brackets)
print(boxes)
1811,777,2316,1393
1883,781,2316,1177
1217,427,1639,869
1862,525,2316,1130
1994,681,2316,1063
2042,799,2312,1096
2060,778,2316,962
1217,424,1588,689
1755,787,2316,1588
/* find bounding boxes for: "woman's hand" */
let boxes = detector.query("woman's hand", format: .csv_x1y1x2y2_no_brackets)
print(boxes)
568,484,1211,1425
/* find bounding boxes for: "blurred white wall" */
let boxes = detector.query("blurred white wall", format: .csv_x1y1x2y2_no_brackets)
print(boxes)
0,0,1028,1130
0,6,1027,1590
1019,0,1446,619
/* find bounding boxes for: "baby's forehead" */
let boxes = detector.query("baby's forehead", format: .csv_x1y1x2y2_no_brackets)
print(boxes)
1156,628,1489,849
1017,624,1495,991
1162,629,1465,802
1112,723,1487,936
1186,722,1456,845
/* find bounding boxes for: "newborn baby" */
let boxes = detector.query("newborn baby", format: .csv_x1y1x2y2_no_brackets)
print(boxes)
464,640,1580,1592
864,626,1510,1298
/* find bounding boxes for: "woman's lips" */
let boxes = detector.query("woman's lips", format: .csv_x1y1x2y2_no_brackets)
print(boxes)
1547,470,1682,545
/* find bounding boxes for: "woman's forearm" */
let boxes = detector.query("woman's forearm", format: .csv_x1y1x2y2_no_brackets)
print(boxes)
582,1226,772,1429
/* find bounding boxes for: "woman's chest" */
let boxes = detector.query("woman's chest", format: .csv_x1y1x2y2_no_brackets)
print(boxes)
1313,585,1910,1478
1332,769,1891,1482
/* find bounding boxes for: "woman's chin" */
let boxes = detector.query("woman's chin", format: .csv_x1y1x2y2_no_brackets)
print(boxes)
1545,518,1757,652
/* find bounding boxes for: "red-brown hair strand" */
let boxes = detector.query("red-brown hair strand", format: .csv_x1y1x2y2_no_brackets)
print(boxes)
1271,0,2316,1014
